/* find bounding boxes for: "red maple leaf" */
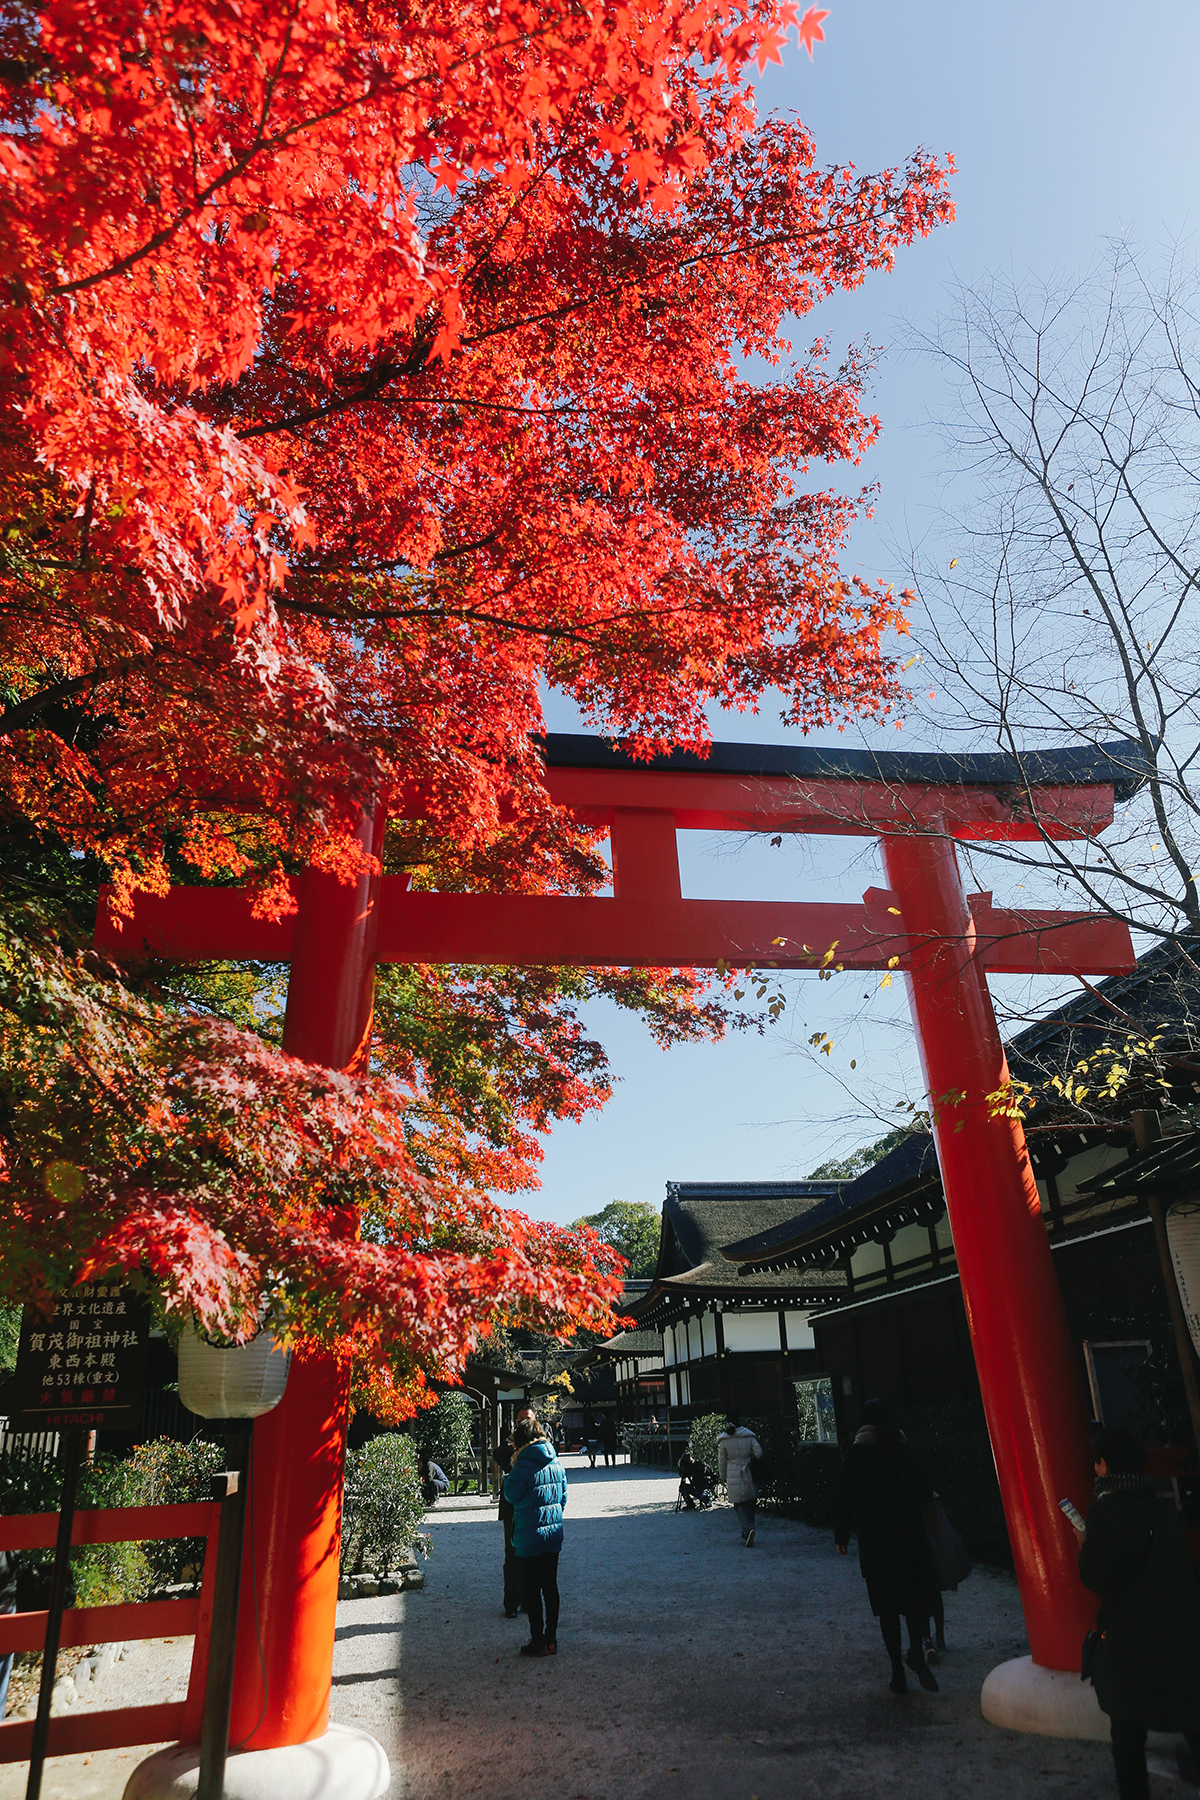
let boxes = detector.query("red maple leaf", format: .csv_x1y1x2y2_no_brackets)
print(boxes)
799,6,831,56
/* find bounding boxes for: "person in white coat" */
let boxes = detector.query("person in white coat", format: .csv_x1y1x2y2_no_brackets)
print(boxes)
717,1416,763,1546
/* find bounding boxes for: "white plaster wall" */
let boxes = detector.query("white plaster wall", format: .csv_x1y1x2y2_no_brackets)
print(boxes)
721,1311,782,1354
784,1310,814,1351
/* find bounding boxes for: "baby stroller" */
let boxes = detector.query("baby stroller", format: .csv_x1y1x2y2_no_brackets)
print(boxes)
674,1453,715,1512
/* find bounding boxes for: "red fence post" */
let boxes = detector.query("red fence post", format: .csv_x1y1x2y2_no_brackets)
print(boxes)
228,801,385,1750
881,828,1097,1670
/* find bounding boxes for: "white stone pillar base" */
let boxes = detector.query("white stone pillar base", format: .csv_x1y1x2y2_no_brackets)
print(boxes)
982,1656,1184,1751
122,1723,389,1800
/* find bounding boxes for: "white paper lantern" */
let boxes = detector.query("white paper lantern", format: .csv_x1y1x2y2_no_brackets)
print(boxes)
176,1322,292,1419
1166,1200,1200,1357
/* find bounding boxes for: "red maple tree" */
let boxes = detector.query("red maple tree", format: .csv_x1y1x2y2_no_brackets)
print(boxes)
0,0,953,1400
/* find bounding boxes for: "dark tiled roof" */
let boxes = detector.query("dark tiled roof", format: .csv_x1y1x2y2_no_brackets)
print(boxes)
656,1261,845,1293
1005,936,1200,1074
624,1181,850,1319
592,1330,664,1355
460,1357,550,1390
540,734,1152,800
1078,1130,1200,1199
716,937,1200,1274
719,1136,940,1271
657,1182,840,1278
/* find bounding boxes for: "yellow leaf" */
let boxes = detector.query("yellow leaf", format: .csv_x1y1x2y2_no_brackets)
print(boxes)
880,973,893,989
949,558,958,569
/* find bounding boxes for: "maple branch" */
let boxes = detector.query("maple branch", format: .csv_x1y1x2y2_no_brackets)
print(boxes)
455,201,931,352
276,589,761,644
430,532,506,563
276,595,605,645
0,656,158,735
232,193,925,442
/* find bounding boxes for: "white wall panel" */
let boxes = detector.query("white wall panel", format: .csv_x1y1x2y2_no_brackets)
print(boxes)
721,1311,783,1354
784,1310,814,1351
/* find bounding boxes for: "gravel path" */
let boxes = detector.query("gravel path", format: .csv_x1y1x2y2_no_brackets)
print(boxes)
0,1454,1156,1799
333,1456,1123,1800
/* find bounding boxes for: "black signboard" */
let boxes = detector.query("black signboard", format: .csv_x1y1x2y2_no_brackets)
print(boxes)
10,1285,152,1430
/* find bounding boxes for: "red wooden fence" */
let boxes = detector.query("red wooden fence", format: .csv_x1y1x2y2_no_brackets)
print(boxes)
0,1503,218,1762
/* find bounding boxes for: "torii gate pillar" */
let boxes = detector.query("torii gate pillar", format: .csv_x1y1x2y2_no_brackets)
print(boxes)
227,805,386,1762
883,828,1096,1669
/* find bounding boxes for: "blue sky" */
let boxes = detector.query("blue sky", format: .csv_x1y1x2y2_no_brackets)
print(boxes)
530,0,1200,1227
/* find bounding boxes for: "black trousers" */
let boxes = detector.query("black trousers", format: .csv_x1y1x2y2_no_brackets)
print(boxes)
518,1551,560,1645
1110,1721,1200,1800
879,1611,927,1668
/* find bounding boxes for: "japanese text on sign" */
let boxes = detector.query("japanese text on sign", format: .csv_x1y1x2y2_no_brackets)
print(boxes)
11,1285,152,1430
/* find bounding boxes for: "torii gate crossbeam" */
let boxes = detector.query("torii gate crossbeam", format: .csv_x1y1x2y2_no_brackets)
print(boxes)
97,734,1147,1772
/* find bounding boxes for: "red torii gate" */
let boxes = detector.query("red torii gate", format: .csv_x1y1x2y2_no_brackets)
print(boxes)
97,733,1143,1777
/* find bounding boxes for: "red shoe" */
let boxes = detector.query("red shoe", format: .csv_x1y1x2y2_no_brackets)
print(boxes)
519,1641,548,1657
544,1642,557,1655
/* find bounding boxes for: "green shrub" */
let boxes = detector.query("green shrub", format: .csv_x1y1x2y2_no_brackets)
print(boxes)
0,1447,61,1517
744,1413,841,1525
685,1412,842,1525
0,1436,224,1607
341,1433,429,1578
122,1439,223,1593
414,1394,476,1491
686,1414,726,1483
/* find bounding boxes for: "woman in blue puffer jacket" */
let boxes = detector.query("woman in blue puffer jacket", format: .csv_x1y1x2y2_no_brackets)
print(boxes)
502,1418,567,1658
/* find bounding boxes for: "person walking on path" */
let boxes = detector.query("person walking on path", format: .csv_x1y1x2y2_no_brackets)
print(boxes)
503,1417,567,1659
834,1398,939,1695
1077,1425,1200,1800
718,1415,762,1546
494,1432,523,1619
600,1412,619,1468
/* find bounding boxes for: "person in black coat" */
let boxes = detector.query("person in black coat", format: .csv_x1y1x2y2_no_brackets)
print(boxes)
1077,1425,1200,1800
494,1433,523,1619
835,1398,939,1694
600,1412,619,1468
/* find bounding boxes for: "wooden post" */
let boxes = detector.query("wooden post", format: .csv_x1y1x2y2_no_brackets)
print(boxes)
197,1432,251,1800
26,1428,82,1800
